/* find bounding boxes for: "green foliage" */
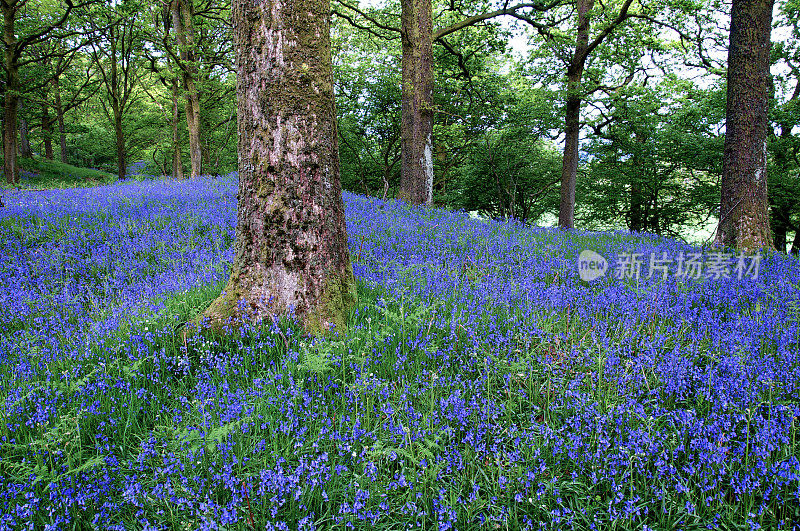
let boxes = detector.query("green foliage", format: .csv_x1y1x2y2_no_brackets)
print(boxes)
768,2,800,252
8,0,800,249
334,20,403,197
442,67,563,222
580,78,723,238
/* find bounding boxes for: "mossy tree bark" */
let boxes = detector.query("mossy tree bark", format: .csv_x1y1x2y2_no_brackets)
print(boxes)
171,0,203,179
715,0,775,253
399,0,434,206
3,1,20,184
203,0,357,335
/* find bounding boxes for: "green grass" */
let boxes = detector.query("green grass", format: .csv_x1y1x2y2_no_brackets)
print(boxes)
1,156,116,189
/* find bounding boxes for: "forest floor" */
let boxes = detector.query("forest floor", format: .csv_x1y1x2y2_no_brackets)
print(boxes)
0,157,116,191
1,174,799,530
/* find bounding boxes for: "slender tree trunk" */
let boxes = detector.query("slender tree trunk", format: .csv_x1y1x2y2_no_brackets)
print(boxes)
18,106,32,158
558,0,594,229
42,102,54,160
202,0,357,334
53,76,68,163
629,131,648,232
629,178,645,232
3,4,19,184
106,31,127,181
183,59,202,178
113,100,126,180
172,0,203,178
772,214,787,252
790,229,800,255
399,0,434,205
715,0,775,252
171,75,184,180
771,124,794,253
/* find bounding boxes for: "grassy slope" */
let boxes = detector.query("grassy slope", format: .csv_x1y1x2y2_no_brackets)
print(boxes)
1,157,116,190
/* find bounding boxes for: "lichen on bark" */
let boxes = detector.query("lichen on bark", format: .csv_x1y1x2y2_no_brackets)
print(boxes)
305,266,358,336
399,0,434,206
197,0,357,337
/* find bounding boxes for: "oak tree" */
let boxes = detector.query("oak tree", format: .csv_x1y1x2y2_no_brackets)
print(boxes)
201,0,357,334
715,0,775,251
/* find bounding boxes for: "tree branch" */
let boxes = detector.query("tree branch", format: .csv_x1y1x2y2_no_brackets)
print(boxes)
580,0,635,63
332,0,400,33
331,9,399,40
433,0,563,42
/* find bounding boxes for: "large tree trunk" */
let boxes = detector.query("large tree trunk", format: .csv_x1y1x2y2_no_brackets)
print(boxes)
3,5,19,185
172,0,203,178
715,0,774,252
399,0,434,205
558,0,594,229
203,0,357,334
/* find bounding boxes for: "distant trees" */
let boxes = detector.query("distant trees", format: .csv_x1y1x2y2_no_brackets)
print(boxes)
334,26,402,199
37,39,100,163
31,40,100,163
715,0,775,251
527,0,657,230
581,79,722,237
87,0,144,181
143,0,233,179
202,0,356,333
335,0,565,205
767,1,800,254
0,0,235,179
2,0,90,183
167,0,202,179
3,0,798,252
163,0,233,178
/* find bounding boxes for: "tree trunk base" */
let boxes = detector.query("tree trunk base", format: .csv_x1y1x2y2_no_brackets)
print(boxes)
185,269,357,339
